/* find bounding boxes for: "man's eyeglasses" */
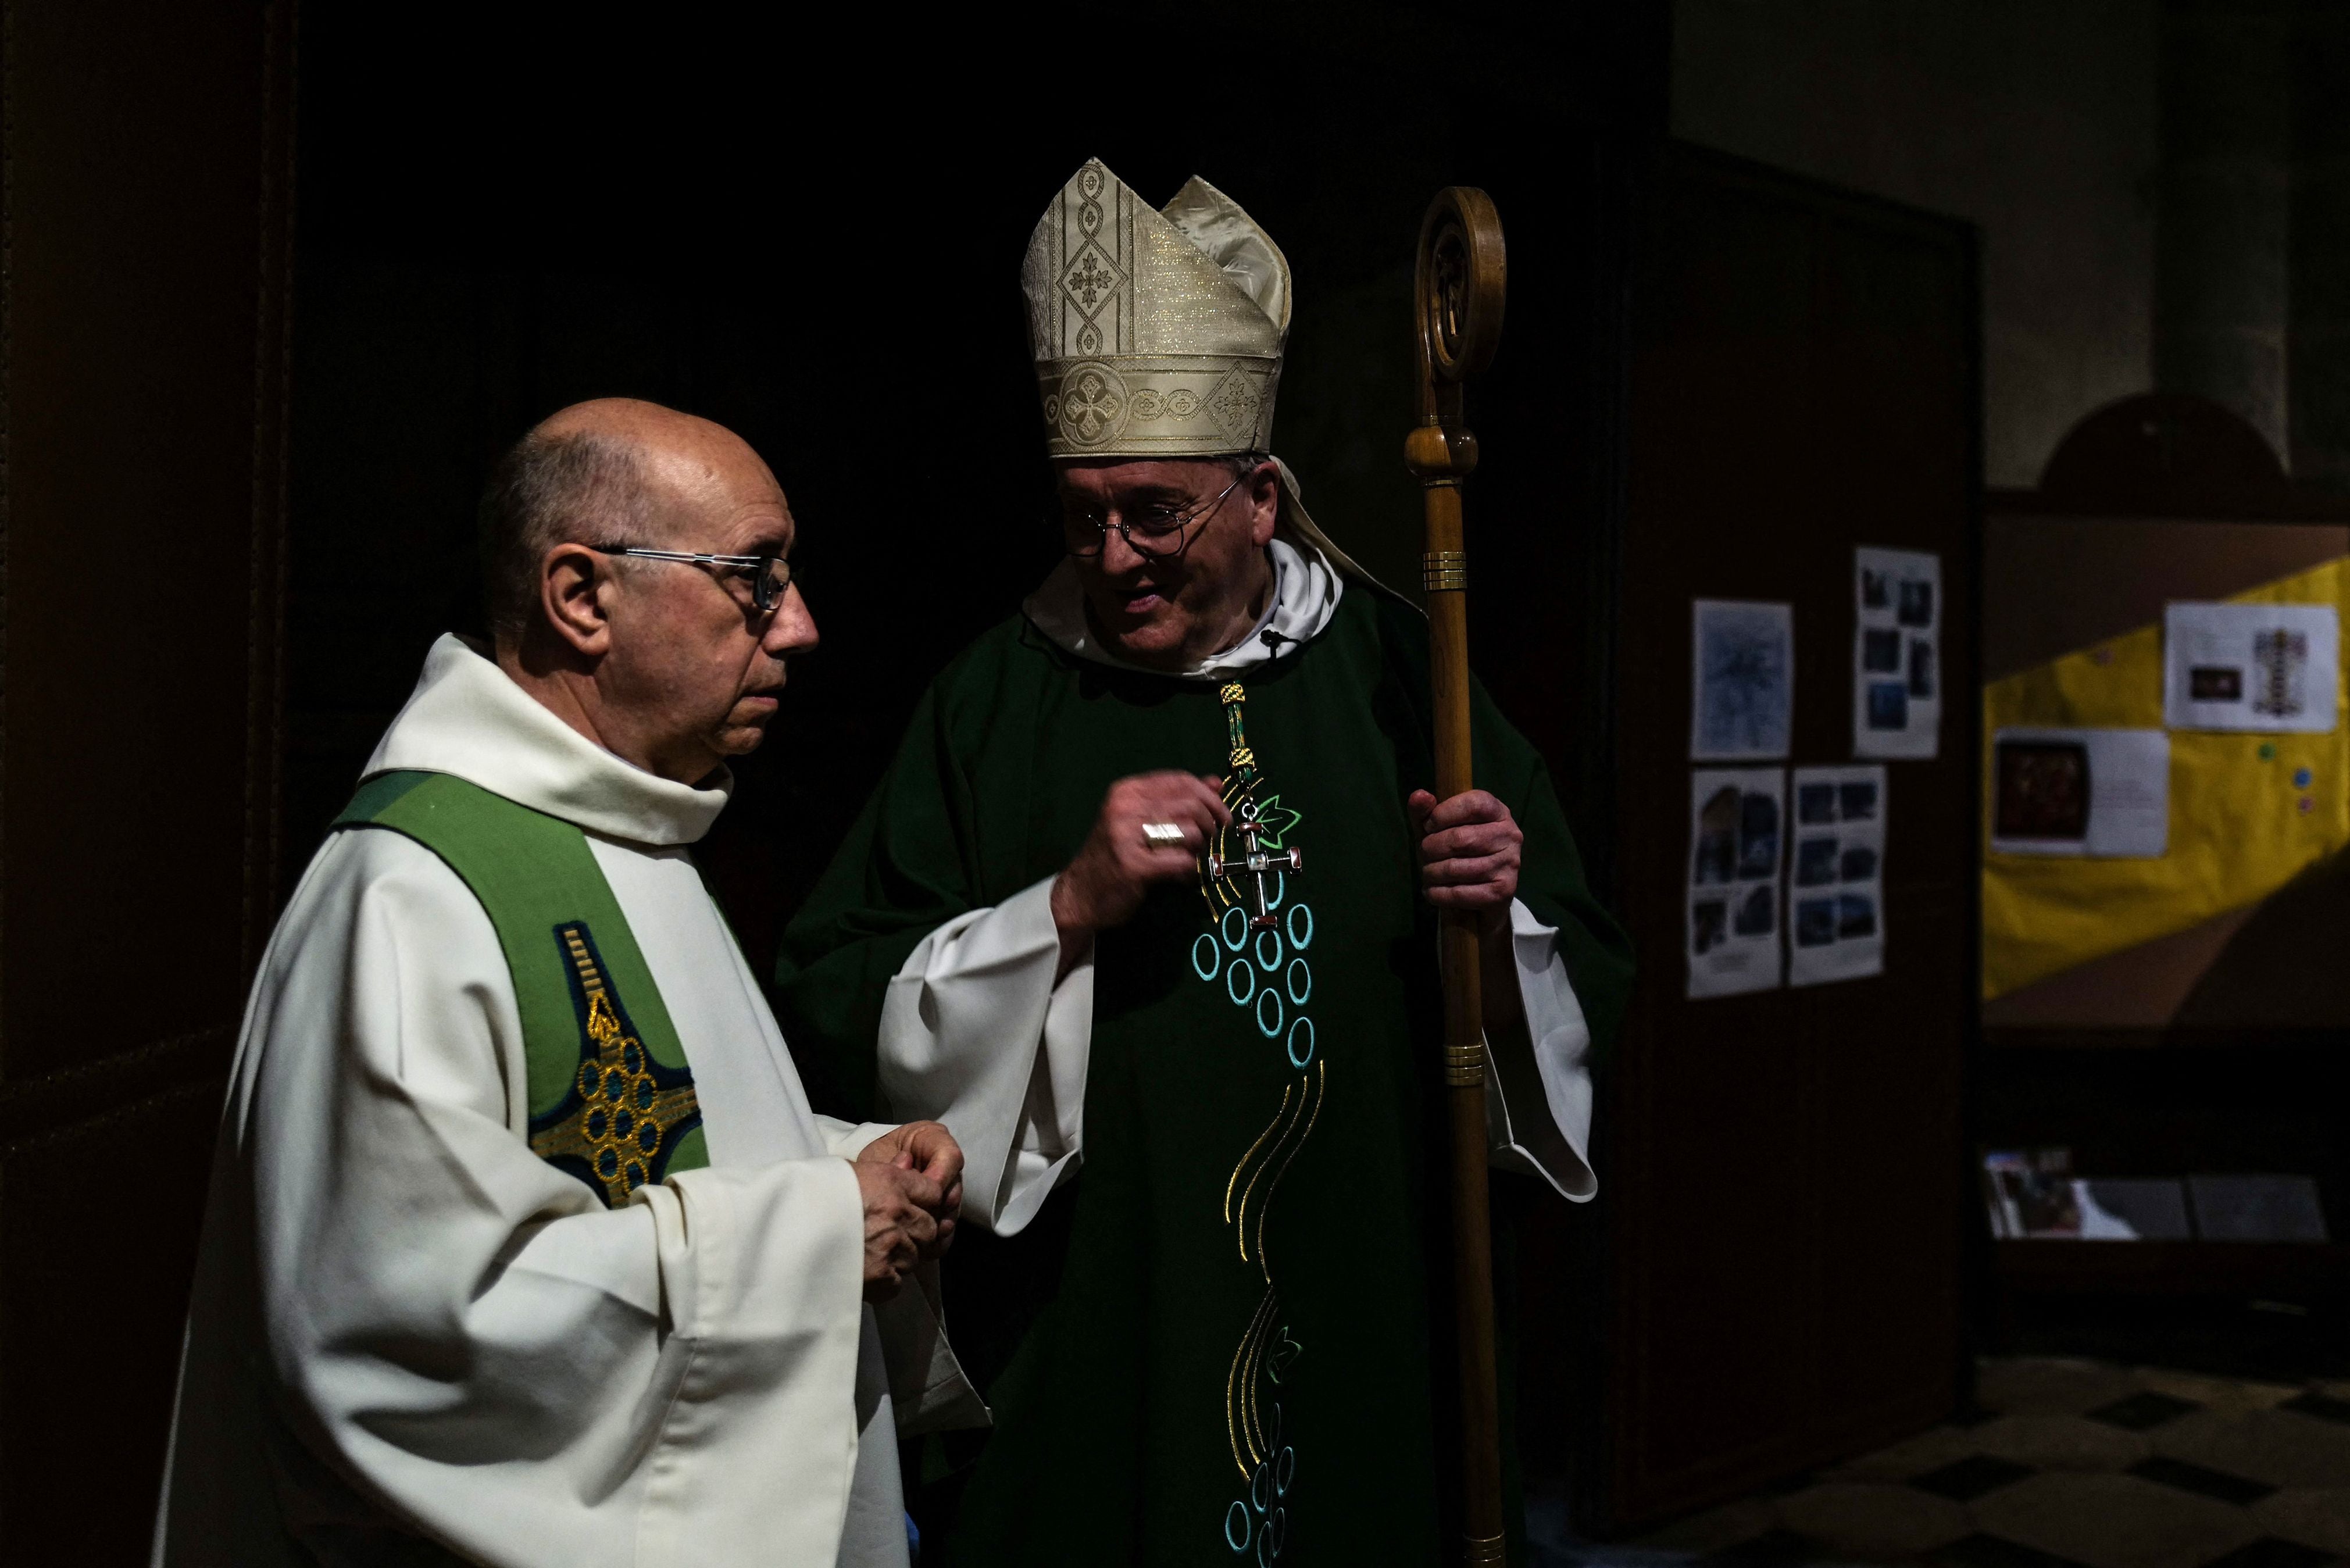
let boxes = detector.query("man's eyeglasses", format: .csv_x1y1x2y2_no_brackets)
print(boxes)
588,547,800,613
1062,470,1251,563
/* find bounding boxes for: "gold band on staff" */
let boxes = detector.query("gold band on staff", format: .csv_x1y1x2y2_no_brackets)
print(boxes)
1422,550,1469,592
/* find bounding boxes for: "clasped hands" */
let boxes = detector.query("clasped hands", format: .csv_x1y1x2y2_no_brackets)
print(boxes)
1048,770,1522,963
854,1120,964,1302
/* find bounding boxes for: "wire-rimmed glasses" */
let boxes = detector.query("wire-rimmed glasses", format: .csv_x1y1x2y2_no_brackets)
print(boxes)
588,547,799,613
1061,470,1251,563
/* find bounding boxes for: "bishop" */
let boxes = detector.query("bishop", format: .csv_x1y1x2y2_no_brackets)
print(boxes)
777,162,1635,1565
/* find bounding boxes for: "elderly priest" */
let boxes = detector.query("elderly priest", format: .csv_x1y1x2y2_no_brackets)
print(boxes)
155,400,980,1568
776,162,1636,1564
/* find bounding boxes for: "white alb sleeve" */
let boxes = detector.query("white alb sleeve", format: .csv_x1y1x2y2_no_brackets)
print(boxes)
1483,897,1599,1201
815,1116,902,1159
877,876,1091,1236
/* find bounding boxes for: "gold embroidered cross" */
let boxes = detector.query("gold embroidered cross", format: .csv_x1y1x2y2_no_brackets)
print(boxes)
528,924,701,1207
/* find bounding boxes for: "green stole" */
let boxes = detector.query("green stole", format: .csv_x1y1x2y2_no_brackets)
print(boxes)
335,769,709,1205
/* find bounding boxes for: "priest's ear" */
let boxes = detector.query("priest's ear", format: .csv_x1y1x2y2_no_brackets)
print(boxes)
536,542,619,657
1244,459,1280,548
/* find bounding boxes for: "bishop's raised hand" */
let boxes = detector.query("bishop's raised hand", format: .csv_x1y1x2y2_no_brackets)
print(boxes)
1049,771,1230,978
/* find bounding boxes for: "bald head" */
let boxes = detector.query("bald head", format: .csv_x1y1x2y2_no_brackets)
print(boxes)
531,397,766,480
478,398,782,646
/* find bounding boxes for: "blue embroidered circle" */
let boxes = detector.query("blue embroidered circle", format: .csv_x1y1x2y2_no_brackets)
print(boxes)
1255,928,1283,973
1256,987,1283,1038
1285,959,1311,1006
1221,905,1249,952
1225,1501,1251,1553
637,1120,660,1154
1285,902,1313,950
1276,1446,1295,1496
584,1106,608,1140
1192,934,1221,981
1258,1508,1285,1566
1286,1016,1315,1069
597,1147,620,1179
614,1109,634,1141
1262,870,1285,910
1226,959,1255,1006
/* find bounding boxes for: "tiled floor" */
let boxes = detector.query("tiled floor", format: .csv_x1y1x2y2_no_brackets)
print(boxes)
1547,1358,2350,1568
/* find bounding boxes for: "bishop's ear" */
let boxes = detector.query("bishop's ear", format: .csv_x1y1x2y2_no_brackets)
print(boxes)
1247,460,1280,547
537,542,616,656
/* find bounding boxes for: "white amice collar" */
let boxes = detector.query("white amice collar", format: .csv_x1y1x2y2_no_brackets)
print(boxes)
1021,530,1345,682
362,634,731,846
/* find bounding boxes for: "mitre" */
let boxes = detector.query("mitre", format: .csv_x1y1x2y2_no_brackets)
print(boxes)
1022,158,1377,584
1024,159,1288,456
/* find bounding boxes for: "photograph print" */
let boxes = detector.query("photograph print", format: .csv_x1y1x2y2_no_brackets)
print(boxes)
1687,766,1789,999
1692,599,1794,760
1853,545,1942,760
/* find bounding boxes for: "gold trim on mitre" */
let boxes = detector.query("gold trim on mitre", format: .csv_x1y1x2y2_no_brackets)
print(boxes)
1023,160,1290,458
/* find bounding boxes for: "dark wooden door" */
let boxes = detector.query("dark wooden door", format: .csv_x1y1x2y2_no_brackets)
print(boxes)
1601,146,1980,1528
0,1,294,1556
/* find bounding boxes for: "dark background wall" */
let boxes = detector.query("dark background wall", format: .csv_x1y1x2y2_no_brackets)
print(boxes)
0,0,295,1558
286,5,1666,978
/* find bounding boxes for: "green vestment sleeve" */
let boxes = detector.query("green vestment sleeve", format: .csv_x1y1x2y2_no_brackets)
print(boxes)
776,684,981,1121
1466,669,1638,1062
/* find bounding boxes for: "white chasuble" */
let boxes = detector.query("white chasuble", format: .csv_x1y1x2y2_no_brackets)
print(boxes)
155,635,977,1568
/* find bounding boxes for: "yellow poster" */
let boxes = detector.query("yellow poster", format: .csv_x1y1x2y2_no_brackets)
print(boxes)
1982,559,2350,998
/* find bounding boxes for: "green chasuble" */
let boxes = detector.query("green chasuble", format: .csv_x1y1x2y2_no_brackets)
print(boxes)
776,585,1633,1566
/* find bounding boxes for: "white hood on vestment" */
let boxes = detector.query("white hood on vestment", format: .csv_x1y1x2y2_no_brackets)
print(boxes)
1022,530,1344,680
364,632,731,842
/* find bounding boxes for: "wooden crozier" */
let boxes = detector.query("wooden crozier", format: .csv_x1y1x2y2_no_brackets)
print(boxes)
1406,185,1509,1568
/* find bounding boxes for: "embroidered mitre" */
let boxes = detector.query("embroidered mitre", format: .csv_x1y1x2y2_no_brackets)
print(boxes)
1023,159,1290,458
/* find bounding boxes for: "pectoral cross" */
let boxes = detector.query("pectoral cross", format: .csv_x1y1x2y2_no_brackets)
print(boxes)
1208,801,1302,930
1203,682,1306,929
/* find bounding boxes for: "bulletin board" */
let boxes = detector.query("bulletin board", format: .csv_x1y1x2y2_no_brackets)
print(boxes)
1591,145,1978,1528
1981,514,2350,1033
